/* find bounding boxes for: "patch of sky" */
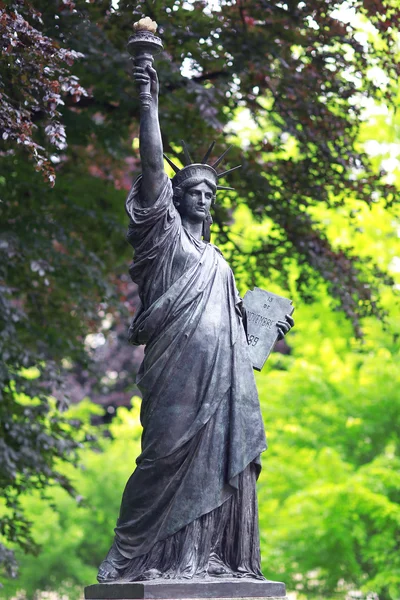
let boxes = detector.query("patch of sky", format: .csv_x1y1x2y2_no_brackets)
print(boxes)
182,0,221,14
305,15,319,31
225,108,259,149
389,256,400,274
85,333,106,350
181,57,202,78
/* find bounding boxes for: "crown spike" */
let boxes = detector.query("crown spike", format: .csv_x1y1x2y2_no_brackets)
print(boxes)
181,140,193,166
163,154,181,173
212,145,232,169
217,185,235,191
217,165,242,179
201,141,216,164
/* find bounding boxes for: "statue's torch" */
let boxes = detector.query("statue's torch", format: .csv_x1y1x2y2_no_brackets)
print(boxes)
128,17,163,111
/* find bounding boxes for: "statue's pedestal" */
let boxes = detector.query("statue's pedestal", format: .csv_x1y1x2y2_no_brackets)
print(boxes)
84,579,287,600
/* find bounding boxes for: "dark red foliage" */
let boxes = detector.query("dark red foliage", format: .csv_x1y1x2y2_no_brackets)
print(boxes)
0,1,87,185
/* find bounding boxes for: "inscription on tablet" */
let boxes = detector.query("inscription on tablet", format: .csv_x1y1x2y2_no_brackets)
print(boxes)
243,287,294,371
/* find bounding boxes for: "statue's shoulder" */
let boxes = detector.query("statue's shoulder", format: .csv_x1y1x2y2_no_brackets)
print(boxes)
209,243,224,257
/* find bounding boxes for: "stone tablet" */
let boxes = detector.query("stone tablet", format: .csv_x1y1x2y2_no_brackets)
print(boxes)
243,288,294,371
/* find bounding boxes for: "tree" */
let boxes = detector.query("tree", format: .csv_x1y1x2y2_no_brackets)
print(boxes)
0,0,125,578
0,1,87,184
1,0,400,588
3,0,400,325
0,400,142,600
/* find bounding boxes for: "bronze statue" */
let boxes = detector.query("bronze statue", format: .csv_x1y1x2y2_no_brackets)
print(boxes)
97,18,293,585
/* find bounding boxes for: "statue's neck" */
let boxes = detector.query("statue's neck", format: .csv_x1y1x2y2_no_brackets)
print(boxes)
181,218,203,241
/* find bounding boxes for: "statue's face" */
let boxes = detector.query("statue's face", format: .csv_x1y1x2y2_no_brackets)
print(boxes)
181,181,213,223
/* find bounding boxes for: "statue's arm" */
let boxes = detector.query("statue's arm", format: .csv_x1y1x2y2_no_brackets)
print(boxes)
133,65,167,207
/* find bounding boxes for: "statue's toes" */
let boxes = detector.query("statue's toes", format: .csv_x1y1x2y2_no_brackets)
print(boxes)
207,555,230,577
141,568,162,580
97,560,120,583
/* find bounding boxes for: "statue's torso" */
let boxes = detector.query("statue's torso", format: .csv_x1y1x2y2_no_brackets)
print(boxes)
126,176,238,311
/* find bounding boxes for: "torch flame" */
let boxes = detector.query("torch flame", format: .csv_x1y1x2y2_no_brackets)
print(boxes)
133,17,158,34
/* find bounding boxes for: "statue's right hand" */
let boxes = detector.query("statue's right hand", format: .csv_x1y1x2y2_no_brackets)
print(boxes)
133,65,159,100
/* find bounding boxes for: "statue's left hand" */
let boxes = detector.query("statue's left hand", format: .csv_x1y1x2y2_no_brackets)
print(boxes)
276,314,294,340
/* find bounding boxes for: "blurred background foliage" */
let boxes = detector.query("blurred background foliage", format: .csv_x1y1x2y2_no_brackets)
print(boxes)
1,0,400,599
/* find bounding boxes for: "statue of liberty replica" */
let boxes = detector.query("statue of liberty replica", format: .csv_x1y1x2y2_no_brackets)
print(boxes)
90,18,293,597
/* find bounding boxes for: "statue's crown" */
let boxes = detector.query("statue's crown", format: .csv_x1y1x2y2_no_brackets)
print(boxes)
164,141,241,192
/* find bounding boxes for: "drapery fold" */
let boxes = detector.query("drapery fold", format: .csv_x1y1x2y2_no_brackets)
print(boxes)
105,464,263,581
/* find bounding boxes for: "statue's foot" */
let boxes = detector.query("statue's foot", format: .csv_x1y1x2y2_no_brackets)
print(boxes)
97,559,120,583
208,564,229,576
141,568,163,580
207,554,230,577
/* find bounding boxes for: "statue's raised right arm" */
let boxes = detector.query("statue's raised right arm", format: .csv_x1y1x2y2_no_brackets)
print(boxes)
133,64,167,206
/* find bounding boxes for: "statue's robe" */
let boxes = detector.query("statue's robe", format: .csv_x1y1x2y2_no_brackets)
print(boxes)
110,176,267,579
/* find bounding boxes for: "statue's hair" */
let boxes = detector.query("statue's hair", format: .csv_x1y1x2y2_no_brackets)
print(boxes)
172,177,216,210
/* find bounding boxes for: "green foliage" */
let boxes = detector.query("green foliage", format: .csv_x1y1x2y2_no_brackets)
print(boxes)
0,399,142,599
254,196,400,599
257,322,400,599
0,151,127,575
0,392,101,582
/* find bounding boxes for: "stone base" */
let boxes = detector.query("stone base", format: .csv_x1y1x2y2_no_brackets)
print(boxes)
84,579,287,599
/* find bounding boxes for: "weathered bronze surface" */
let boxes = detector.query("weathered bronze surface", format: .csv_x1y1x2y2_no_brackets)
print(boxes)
243,288,294,371
127,18,163,111
93,17,294,590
